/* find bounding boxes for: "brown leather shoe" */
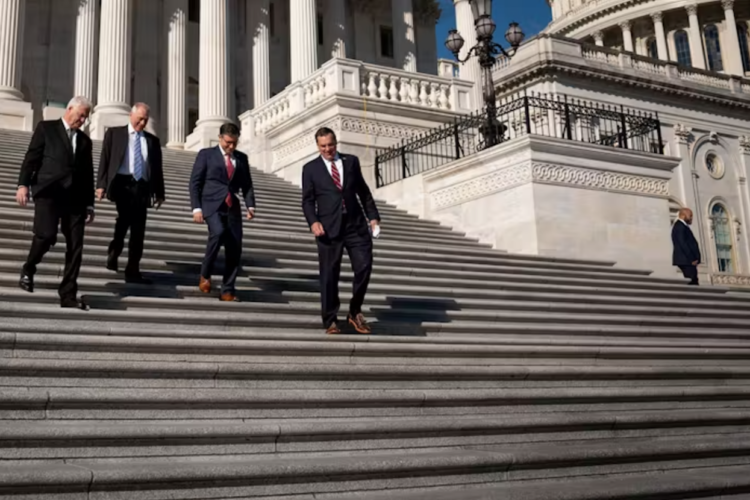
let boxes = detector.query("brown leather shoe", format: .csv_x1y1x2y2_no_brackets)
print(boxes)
325,323,342,335
347,313,371,334
220,293,239,302
198,276,211,294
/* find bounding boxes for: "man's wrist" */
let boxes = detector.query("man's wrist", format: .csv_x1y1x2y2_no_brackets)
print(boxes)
192,208,202,214
87,206,94,212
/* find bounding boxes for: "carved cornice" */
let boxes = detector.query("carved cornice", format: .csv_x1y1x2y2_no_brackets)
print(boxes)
674,123,693,145
431,161,669,210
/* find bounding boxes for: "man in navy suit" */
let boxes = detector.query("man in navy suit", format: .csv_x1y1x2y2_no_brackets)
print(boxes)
302,127,381,335
189,123,255,302
672,207,701,285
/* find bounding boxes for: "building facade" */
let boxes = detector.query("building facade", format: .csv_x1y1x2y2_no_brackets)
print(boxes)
0,0,441,148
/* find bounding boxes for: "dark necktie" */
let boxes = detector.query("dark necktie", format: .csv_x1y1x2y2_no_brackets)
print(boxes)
225,154,235,207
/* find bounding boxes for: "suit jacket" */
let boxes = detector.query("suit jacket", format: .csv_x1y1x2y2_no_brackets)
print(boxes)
96,125,165,204
302,154,380,239
189,146,255,218
672,220,701,266
18,119,94,208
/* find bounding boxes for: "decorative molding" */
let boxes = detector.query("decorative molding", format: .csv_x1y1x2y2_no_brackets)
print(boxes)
431,161,669,209
711,273,750,287
721,0,735,11
650,11,663,23
685,4,698,16
618,21,632,31
273,117,342,162
340,117,426,140
674,124,692,145
740,135,750,154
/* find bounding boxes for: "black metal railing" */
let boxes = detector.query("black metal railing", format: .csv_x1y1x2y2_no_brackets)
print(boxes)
375,93,663,188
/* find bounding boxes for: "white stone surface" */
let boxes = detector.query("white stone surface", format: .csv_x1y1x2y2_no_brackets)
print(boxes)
290,0,318,83
74,0,98,103
0,0,32,131
165,0,188,149
248,0,271,108
392,0,417,72
453,0,483,111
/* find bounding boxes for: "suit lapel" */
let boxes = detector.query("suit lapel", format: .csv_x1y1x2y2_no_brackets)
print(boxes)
56,120,74,160
340,155,353,192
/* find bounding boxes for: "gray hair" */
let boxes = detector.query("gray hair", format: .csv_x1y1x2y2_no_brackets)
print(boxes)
67,96,93,111
131,102,150,114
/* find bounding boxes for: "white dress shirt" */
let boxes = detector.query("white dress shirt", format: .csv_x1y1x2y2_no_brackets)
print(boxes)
193,146,254,213
323,154,344,186
61,118,77,154
117,123,149,180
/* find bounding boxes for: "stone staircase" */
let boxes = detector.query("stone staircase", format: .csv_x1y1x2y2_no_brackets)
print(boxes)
1,127,750,499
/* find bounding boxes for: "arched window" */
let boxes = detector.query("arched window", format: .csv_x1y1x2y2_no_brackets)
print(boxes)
674,30,692,66
646,37,658,59
738,23,750,73
711,204,734,273
704,24,723,71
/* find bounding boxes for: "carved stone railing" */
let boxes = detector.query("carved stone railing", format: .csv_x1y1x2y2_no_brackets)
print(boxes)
240,58,475,137
710,273,750,288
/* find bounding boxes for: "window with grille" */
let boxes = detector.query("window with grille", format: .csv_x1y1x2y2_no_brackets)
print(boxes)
711,204,734,273
704,24,723,71
646,37,658,59
738,23,750,73
674,30,691,66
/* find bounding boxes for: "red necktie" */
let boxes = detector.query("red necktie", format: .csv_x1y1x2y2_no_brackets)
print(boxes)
225,154,234,207
331,162,345,209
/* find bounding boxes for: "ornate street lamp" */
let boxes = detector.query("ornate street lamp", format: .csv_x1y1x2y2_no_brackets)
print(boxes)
445,0,525,148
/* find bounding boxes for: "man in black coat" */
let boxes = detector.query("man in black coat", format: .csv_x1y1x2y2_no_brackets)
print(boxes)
16,96,95,310
96,103,165,284
189,123,255,302
672,207,701,285
302,127,381,335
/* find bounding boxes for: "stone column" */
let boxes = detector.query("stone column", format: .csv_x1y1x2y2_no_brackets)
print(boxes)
248,0,271,107
91,0,133,139
392,0,417,72
290,0,318,83
74,0,98,103
0,0,33,130
651,12,669,61
164,0,188,149
593,31,604,46
721,0,745,75
454,0,482,111
685,4,706,69
620,21,634,52
325,0,347,59
186,0,232,150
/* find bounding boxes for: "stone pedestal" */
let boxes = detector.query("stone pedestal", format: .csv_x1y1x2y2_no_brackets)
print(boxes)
186,0,231,151
91,0,133,139
0,0,33,131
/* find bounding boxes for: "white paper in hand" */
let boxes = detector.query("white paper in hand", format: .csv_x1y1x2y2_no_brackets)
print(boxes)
371,224,381,239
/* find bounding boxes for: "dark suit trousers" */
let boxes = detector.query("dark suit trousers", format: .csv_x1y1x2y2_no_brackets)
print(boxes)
24,188,86,301
201,207,243,294
108,175,149,273
316,214,373,328
678,264,699,285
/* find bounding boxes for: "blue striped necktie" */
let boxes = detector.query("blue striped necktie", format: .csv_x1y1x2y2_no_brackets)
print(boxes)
133,132,144,181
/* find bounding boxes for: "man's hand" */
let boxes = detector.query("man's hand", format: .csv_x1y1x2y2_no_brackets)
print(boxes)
370,220,379,231
96,188,105,201
16,186,29,207
154,199,164,210
247,209,255,220
692,260,699,266
85,208,95,225
311,222,325,237
193,211,204,224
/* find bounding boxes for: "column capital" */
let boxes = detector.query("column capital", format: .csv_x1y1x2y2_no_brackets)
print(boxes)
685,4,698,16
721,0,734,11
619,20,632,31
651,12,664,23
593,31,604,43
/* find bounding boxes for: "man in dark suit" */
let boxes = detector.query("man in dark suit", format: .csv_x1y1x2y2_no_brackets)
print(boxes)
96,103,165,284
16,96,95,310
189,123,255,302
302,127,381,335
672,207,701,285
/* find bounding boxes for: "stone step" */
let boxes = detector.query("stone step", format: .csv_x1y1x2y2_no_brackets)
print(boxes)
3,410,750,462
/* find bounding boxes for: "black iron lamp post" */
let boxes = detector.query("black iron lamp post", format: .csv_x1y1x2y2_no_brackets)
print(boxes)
445,0,525,148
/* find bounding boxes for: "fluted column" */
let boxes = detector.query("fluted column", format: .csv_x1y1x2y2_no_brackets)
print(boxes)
74,0,98,102
392,0,417,72
593,31,604,46
248,0,271,107
454,0,482,111
0,0,26,101
325,0,347,59
165,0,187,149
685,5,706,69
186,0,232,150
290,0,318,83
91,0,133,139
651,12,669,60
721,0,745,75
619,21,634,52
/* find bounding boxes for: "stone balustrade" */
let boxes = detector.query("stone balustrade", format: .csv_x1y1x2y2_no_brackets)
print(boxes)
240,58,475,137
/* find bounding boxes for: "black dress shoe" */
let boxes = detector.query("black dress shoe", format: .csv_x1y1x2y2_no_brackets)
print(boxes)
125,273,152,285
60,298,90,311
18,273,33,293
106,253,118,272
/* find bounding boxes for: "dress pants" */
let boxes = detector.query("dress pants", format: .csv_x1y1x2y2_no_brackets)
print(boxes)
23,187,86,301
316,214,373,328
108,174,150,274
678,264,699,285
201,205,243,294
